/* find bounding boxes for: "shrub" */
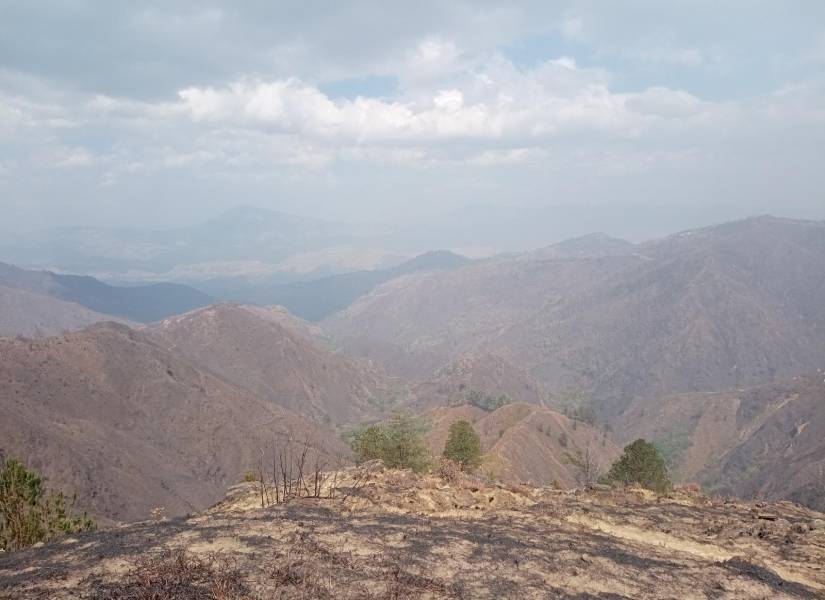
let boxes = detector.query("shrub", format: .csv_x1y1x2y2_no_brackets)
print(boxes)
566,445,601,488
0,457,95,551
89,548,249,600
242,471,257,483
350,425,388,464
437,457,462,484
350,412,430,473
605,439,671,492
442,420,482,471
462,390,511,412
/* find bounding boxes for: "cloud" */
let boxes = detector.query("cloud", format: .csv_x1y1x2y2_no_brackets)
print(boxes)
53,147,95,168
173,56,703,148
0,2,824,232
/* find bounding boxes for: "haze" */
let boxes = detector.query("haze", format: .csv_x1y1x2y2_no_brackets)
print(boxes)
1,1,824,251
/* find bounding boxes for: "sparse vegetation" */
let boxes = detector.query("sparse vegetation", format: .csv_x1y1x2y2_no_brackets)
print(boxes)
262,434,341,506
572,406,598,426
605,439,671,493
351,411,431,473
0,456,95,551
89,548,250,600
437,457,463,484
565,445,602,488
442,420,482,471
460,389,511,411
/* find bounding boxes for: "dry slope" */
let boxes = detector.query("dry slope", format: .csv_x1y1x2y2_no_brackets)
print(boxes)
411,352,548,411
617,374,825,513
0,322,347,522
325,217,825,418
3,466,824,599
147,303,387,423
0,285,130,337
426,403,619,487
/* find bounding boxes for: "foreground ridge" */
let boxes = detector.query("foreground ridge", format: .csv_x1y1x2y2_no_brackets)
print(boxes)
2,465,824,599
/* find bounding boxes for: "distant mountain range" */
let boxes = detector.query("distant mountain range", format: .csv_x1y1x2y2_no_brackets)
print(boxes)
0,206,375,282
0,261,212,325
2,214,825,518
326,216,825,416
197,249,472,321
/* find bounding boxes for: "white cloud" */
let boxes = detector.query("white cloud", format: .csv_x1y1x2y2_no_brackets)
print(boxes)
560,15,585,41
467,148,545,166
54,147,95,168
174,56,687,148
1,3,825,230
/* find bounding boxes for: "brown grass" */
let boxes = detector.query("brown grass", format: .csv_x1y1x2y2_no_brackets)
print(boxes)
269,532,464,599
89,549,252,600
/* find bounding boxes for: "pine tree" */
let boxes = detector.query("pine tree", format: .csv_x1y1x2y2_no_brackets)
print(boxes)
605,439,671,492
442,420,482,471
0,457,95,551
351,425,388,464
350,412,431,473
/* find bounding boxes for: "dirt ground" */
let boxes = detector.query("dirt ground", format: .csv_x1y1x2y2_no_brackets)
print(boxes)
2,466,824,599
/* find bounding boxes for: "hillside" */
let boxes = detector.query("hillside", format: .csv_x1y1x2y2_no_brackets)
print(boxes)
146,303,387,423
324,252,636,379
618,374,825,512
325,217,825,417
532,232,637,259
199,249,472,321
411,353,547,411
0,285,130,337
3,466,824,599
0,261,212,322
426,403,618,487
0,323,347,522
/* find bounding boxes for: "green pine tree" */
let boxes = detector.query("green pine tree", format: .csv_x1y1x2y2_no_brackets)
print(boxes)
442,420,482,471
351,425,389,464
350,412,431,473
605,439,671,492
0,457,95,551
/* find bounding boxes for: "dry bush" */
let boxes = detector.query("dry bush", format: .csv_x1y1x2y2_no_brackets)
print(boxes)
438,458,463,485
677,482,702,494
90,549,251,600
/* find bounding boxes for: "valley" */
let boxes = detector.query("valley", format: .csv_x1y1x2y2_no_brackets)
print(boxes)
1,215,824,525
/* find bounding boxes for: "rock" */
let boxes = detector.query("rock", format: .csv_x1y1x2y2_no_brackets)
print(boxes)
590,483,613,492
810,519,824,531
32,542,44,548
756,513,778,521
792,522,808,534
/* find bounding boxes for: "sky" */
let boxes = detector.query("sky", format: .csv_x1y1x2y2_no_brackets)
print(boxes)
1,1,824,234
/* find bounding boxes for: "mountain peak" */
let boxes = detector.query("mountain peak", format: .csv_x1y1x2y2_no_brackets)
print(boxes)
394,250,472,274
